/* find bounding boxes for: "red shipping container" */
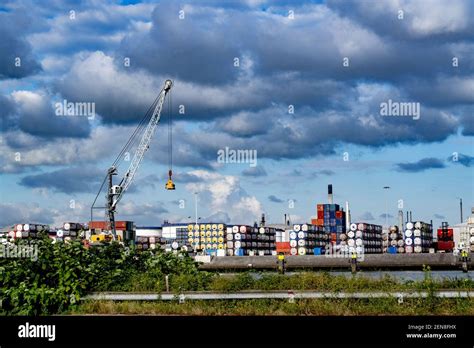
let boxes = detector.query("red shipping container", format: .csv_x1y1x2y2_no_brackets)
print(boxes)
437,241,454,251
335,211,343,218
317,211,324,219
317,204,324,212
276,242,291,255
89,221,132,230
330,233,337,242
437,229,453,239
311,219,318,225
89,221,107,230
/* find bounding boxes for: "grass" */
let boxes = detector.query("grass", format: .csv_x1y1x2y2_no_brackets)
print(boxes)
69,271,474,316
72,298,474,316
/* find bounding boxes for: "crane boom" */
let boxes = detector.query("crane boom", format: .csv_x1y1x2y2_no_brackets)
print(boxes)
91,79,173,237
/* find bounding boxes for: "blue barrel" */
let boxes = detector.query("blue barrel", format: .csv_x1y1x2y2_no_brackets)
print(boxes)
313,247,322,255
387,246,397,254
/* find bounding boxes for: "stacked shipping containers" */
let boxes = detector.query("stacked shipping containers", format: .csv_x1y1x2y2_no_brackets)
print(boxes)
226,225,276,256
289,224,328,255
437,222,454,252
312,204,346,244
89,221,136,243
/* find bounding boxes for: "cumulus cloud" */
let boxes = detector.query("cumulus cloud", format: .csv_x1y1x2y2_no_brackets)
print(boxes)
242,165,267,177
268,195,284,203
184,170,263,224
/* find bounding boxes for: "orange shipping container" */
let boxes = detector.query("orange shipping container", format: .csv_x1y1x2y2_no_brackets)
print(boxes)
317,204,324,212
311,219,318,225
335,211,343,218
276,242,291,255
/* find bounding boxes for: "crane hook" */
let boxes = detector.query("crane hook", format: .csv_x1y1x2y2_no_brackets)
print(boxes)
165,169,175,190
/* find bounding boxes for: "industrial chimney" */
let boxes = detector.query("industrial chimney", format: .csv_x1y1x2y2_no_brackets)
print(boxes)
398,210,404,231
328,184,333,204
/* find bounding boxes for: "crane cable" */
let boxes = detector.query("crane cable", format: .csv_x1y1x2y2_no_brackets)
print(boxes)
168,88,173,174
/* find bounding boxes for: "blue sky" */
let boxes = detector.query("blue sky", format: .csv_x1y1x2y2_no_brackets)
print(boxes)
0,0,473,228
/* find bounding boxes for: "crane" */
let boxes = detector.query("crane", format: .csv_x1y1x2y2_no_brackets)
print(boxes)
91,79,174,238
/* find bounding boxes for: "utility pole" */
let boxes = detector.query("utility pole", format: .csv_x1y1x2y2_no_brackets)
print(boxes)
383,186,391,228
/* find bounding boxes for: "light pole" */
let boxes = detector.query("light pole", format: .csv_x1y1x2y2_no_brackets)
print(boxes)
383,186,391,228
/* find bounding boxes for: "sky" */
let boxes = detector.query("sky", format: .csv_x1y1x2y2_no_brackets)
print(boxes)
0,0,473,229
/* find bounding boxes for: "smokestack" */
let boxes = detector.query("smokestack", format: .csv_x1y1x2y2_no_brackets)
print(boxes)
398,210,404,231
406,211,409,223
260,213,265,227
409,211,412,222
460,198,463,223
284,213,287,226
345,201,351,231
328,184,333,204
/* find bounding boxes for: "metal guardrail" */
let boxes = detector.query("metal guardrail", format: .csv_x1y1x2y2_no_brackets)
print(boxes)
82,290,474,301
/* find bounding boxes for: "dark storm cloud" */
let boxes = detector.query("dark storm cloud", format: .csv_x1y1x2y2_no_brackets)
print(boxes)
19,166,103,193
358,212,375,221
0,11,42,79
396,157,446,172
449,153,474,167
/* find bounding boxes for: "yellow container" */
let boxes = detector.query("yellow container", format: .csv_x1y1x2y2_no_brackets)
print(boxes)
212,237,218,243
218,237,224,243
188,231,193,237
188,224,193,231
188,238,194,244
218,224,224,230
200,224,205,230
212,243,218,249
211,224,217,230
200,244,206,250
194,224,199,230
206,224,211,230
211,231,218,237
218,231,224,237
194,231,200,237
200,231,205,238
205,231,211,237
218,244,224,249
206,237,212,243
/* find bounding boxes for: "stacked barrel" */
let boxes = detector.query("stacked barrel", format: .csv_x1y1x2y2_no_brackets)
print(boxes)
384,225,405,253
57,222,85,242
289,224,328,255
187,223,226,253
7,223,50,241
226,225,276,256
136,236,164,251
341,223,383,254
404,221,433,253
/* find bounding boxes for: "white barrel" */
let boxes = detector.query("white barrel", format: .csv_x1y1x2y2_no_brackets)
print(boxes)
413,229,421,237
414,237,422,245
23,224,30,231
289,231,297,240
64,223,71,231
340,233,347,241
350,223,357,231
355,238,363,246
348,231,355,238
348,239,355,247
150,244,156,250
390,232,397,240
289,248,297,255
469,236,474,244
302,224,309,232
414,245,422,253
414,221,422,229
397,239,405,247
405,238,413,246
389,226,398,232
57,230,64,238
232,226,239,233
348,246,356,253
406,222,414,230
355,230,363,238
405,229,413,237
293,224,301,232
357,223,366,230
15,231,22,238
149,237,156,244
297,231,306,239
226,233,233,241
297,239,305,246
398,246,405,253
16,224,23,232
234,241,241,249
234,233,241,240
298,247,306,255
290,240,297,247
390,240,397,246
405,246,413,253
226,227,233,233
356,246,363,254
171,241,179,250
469,227,474,236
